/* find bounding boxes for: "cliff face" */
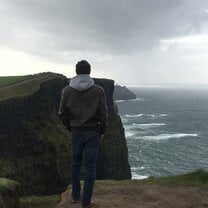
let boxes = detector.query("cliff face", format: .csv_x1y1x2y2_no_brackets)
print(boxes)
94,79,131,179
0,73,131,195
0,75,70,195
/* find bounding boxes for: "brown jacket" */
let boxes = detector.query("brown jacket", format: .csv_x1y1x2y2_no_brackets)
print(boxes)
58,75,108,134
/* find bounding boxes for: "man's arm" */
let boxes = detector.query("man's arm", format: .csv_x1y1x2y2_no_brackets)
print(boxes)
58,88,71,132
99,88,108,135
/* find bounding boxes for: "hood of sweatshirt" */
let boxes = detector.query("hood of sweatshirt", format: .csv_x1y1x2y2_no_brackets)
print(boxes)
69,74,95,92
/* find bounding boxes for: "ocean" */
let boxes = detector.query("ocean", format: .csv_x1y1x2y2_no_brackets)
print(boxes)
115,86,208,179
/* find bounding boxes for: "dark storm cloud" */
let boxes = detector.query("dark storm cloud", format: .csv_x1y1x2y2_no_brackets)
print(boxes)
0,0,208,62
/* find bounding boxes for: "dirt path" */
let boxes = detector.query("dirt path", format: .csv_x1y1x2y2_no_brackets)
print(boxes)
56,184,208,208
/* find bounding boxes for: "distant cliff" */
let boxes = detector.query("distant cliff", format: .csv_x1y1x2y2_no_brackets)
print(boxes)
0,73,131,196
113,85,136,100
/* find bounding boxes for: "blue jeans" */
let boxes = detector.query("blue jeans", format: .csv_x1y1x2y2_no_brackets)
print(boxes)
71,128,100,206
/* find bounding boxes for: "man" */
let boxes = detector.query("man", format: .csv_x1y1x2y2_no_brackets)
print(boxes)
58,60,108,208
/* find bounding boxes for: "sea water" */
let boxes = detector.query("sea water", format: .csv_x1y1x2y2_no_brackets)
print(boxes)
115,86,208,179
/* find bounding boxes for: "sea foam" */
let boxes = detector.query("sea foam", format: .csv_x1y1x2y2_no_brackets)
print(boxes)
125,113,169,118
131,166,145,171
132,123,166,127
129,97,143,101
131,172,149,179
136,133,198,141
126,114,144,118
125,131,136,138
114,99,125,103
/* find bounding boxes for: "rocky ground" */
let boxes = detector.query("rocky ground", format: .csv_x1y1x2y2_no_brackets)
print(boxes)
56,184,208,208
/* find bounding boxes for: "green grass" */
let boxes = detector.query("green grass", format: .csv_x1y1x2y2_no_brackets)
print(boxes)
0,75,34,87
0,178,20,193
95,169,208,188
0,72,61,101
19,169,208,208
20,195,60,208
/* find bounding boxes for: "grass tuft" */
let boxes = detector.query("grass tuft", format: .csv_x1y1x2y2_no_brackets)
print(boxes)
0,178,20,193
95,169,208,188
20,195,60,208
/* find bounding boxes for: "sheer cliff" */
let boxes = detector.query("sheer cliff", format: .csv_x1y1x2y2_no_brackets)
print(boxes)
0,73,131,195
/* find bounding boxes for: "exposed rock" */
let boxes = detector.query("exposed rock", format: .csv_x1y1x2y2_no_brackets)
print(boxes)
94,79,131,180
56,183,208,208
0,73,131,195
113,85,136,101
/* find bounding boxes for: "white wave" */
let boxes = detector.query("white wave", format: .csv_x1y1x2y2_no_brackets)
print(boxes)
131,172,149,180
136,133,198,141
132,123,166,128
129,97,142,101
114,99,125,103
115,97,143,102
121,118,128,124
160,114,169,117
125,113,169,118
150,113,169,118
126,114,144,118
131,166,145,171
123,124,132,129
125,131,135,138
148,114,156,117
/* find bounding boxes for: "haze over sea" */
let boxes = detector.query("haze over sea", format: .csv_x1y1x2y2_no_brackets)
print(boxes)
115,86,208,179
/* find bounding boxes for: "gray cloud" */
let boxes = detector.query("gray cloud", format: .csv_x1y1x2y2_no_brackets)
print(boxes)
0,0,208,60
1,0,208,85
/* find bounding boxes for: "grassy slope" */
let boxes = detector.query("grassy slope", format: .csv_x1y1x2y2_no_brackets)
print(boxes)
0,178,20,193
20,169,208,208
0,72,70,195
17,118,68,207
0,72,60,101
0,75,34,87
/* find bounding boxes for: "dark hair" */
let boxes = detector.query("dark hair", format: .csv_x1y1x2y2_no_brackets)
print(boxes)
76,60,91,74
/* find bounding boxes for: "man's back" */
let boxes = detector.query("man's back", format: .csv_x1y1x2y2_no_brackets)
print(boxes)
59,83,107,130
59,73,108,135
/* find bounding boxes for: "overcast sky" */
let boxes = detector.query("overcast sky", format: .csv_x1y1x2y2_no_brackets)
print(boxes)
0,0,208,85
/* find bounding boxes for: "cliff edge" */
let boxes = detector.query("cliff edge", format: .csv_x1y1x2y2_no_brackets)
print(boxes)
0,73,131,195
56,170,208,208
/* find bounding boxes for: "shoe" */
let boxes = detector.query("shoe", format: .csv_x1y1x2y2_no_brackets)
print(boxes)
82,202,99,208
71,197,80,203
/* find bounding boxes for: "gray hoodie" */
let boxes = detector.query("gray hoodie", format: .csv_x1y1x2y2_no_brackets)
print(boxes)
70,74,94,92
